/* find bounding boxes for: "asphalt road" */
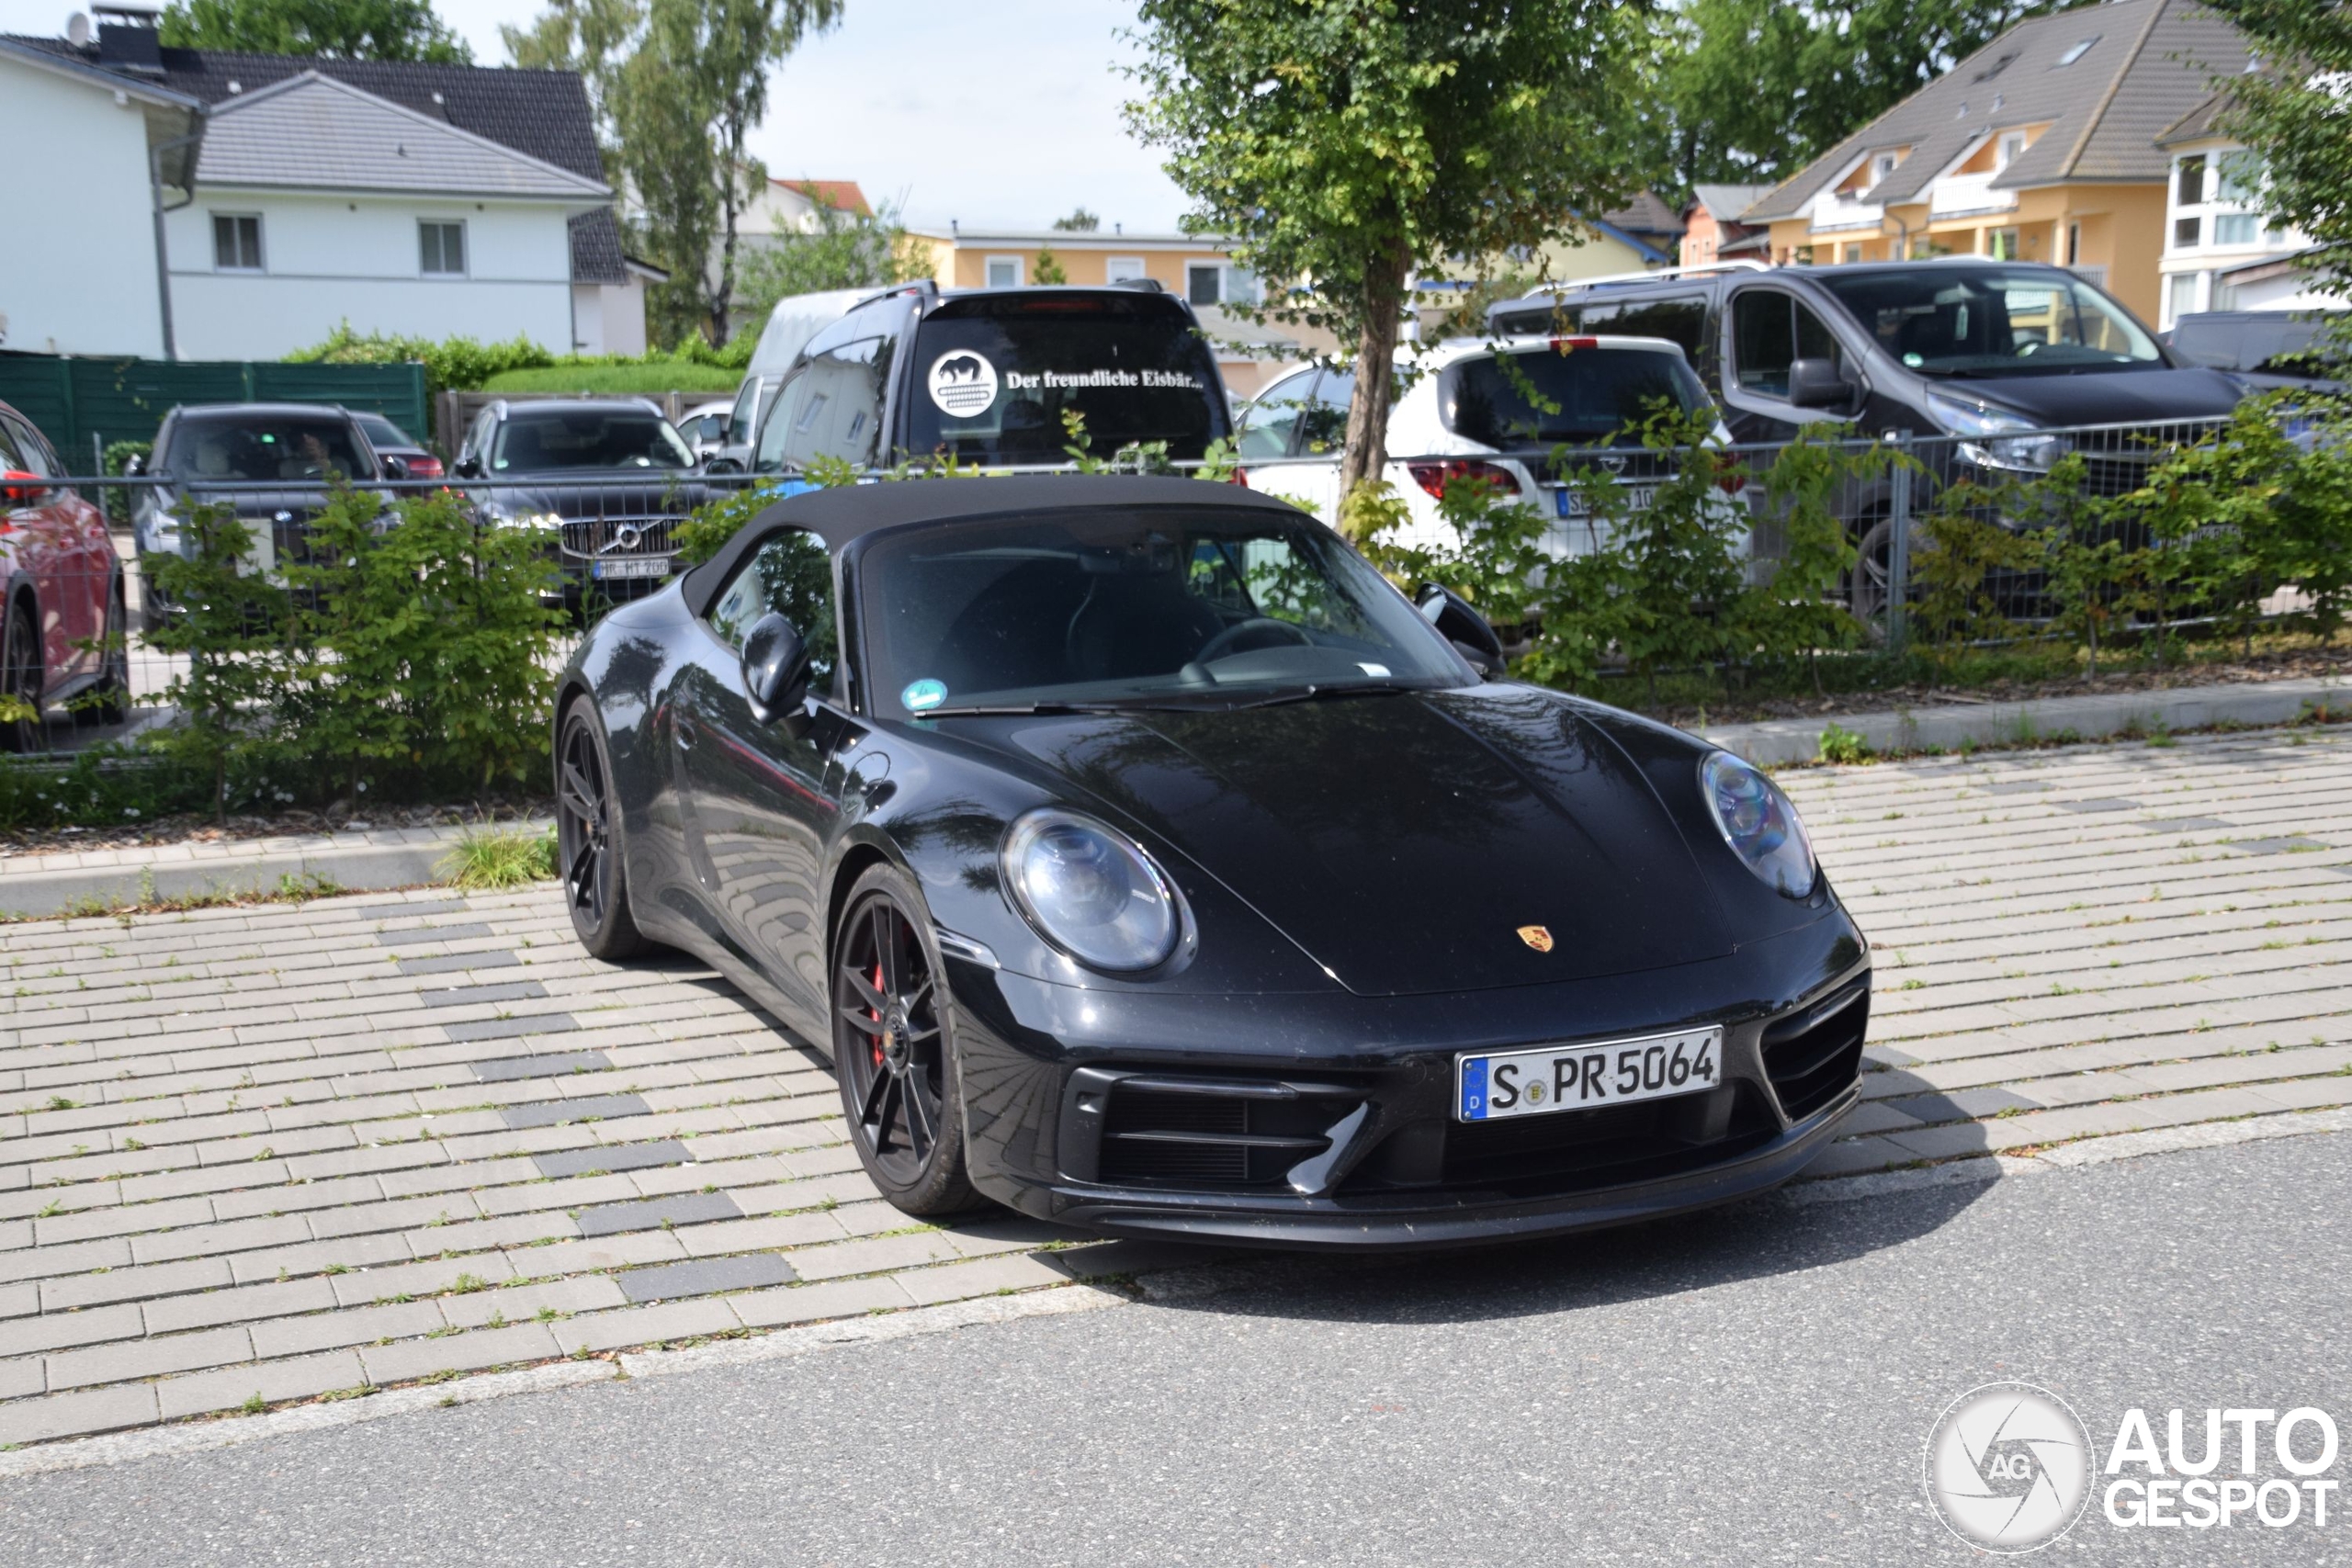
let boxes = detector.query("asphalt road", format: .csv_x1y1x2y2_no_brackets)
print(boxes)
6,1133,2349,1568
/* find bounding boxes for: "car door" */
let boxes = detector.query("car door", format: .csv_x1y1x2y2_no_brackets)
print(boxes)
1717,288,1857,448
17,419,107,679
673,525,850,1021
1235,367,1338,520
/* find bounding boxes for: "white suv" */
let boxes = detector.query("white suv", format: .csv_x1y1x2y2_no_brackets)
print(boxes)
1234,333,1742,558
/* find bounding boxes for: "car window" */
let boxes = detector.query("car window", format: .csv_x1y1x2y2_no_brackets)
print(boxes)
728,379,763,445
1299,369,1354,455
1574,296,1708,359
1235,369,1316,458
755,338,887,472
356,413,418,449
1440,347,1708,446
0,418,28,474
492,410,693,471
707,527,836,685
1730,291,1842,400
1815,268,2160,375
174,415,368,480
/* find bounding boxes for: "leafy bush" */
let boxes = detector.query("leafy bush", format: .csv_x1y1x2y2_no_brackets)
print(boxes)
482,364,741,394
137,504,300,817
287,324,755,396
0,747,211,833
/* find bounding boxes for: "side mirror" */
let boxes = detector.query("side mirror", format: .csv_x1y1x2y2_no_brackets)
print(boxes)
380,456,410,481
2,470,47,505
704,457,743,477
122,453,146,477
741,611,812,728
1789,357,1856,412
1415,582,1505,678
454,456,482,479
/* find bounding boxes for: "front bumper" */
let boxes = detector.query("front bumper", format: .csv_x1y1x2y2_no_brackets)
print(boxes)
948,912,1871,1252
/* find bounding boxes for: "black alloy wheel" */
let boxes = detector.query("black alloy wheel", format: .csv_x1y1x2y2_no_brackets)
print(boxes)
832,866,982,1215
555,705,650,958
1,595,42,754
1849,514,1934,643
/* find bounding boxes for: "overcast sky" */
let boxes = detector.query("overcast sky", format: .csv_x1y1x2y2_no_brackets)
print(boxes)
0,0,1196,231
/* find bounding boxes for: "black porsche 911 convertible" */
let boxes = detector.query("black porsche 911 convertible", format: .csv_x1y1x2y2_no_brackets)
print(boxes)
553,475,1870,1249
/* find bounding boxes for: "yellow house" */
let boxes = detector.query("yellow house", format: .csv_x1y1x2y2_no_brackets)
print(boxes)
1738,0,2249,325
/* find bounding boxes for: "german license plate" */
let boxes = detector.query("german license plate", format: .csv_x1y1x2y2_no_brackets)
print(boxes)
592,556,670,581
1456,1026,1722,1122
1555,485,1655,518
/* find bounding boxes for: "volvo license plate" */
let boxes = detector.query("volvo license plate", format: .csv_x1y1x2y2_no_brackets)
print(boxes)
592,557,670,581
1455,1026,1722,1122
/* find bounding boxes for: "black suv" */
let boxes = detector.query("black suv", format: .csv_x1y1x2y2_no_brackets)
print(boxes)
742,279,1233,475
1490,260,2251,614
452,399,710,606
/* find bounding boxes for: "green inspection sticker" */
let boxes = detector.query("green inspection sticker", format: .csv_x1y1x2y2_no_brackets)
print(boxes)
901,679,947,712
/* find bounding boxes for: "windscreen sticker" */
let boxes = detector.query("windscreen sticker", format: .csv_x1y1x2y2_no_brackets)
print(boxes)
927,352,999,416
1357,662,1391,678
901,678,948,712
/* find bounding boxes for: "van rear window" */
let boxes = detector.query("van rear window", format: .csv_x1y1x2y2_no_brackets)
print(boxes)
1440,348,1708,446
905,296,1228,463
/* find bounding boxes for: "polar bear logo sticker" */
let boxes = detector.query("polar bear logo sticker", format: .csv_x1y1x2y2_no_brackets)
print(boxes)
927,350,999,417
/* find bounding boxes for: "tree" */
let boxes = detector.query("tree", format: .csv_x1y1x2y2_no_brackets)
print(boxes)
738,190,911,318
161,0,470,61
1032,245,1069,285
1051,207,1102,232
504,0,840,346
1650,0,2094,193
2201,0,2352,310
1126,0,1651,499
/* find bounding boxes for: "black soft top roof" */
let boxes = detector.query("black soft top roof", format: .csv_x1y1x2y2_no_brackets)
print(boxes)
679,474,1303,617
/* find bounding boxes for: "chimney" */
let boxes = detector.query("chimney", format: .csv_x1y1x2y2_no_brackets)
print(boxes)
93,4,164,76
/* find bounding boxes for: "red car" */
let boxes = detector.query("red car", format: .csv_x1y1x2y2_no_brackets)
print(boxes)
0,400,127,750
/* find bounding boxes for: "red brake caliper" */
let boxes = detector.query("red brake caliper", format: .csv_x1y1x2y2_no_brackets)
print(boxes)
871,959,886,1068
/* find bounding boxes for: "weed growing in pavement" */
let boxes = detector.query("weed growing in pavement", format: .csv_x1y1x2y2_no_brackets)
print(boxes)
437,827,556,891
1817,724,1872,765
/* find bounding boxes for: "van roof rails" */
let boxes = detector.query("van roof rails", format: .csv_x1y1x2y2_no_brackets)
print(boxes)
1522,260,1771,298
851,279,938,310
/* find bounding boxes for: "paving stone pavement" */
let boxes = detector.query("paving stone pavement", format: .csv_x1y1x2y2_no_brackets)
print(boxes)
0,723,2346,1449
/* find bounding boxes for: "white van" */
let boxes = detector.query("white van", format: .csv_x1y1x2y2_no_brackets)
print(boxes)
710,287,873,470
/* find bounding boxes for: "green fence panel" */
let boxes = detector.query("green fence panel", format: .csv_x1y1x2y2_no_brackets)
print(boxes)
0,355,428,468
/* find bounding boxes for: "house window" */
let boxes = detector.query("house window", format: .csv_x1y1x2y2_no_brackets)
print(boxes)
1996,133,2026,169
1985,228,2020,261
212,214,263,272
1873,153,1898,182
2066,222,2081,266
2054,37,2098,67
1105,256,1147,284
419,220,467,276
984,256,1022,288
2216,152,2262,204
1842,243,1863,264
2175,155,2208,208
1186,264,1222,306
2211,213,2258,246
2167,272,2203,325
2174,217,2201,249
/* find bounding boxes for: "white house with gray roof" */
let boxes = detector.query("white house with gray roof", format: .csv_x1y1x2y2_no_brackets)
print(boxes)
161,71,613,359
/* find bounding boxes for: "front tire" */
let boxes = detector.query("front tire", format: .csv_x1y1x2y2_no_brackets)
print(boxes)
832,864,985,1217
555,701,651,960
1,593,43,754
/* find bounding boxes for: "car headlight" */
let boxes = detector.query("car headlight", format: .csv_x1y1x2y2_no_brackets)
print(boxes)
1926,389,2066,474
1700,751,1815,898
1001,808,1182,972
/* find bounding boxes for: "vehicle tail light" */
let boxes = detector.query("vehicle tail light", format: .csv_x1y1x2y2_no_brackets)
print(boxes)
407,456,446,479
1549,336,1600,352
1,469,46,505
1227,467,1249,487
1714,458,1747,496
1407,459,1516,501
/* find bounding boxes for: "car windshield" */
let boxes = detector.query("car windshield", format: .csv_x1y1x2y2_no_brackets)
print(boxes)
1815,269,2163,377
492,410,694,471
1442,346,1710,446
902,296,1227,464
859,507,1469,717
2168,312,2340,376
172,415,368,481
355,413,417,449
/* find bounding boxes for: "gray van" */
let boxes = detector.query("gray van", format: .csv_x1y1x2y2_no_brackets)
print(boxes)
1489,259,2250,617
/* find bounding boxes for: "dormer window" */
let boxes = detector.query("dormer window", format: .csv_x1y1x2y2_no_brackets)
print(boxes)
1874,152,1899,182
1997,132,2027,169
2054,37,2098,67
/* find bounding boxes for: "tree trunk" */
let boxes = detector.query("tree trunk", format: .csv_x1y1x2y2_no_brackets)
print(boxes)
1337,234,1414,501
708,150,745,346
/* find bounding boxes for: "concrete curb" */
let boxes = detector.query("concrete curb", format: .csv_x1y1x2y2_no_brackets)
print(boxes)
0,1115,2342,1477
1693,671,2349,768
0,818,552,919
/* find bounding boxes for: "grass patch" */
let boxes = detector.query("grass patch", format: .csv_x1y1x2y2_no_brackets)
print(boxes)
482,364,738,394
437,827,557,891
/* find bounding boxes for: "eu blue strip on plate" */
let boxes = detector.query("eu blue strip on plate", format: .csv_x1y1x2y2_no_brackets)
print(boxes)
1459,1057,1488,1121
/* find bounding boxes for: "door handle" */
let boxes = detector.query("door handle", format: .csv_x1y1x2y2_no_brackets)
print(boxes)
675,715,697,750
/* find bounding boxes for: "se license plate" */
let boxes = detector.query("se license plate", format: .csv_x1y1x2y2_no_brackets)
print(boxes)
1456,1026,1722,1122
1555,485,1655,518
592,556,670,581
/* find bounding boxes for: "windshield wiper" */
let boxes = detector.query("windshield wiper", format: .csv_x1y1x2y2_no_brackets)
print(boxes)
917,701,1140,717
1225,682,1425,711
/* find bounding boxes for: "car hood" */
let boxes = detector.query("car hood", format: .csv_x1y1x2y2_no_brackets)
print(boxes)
981,686,1736,998
1958,366,2245,426
473,475,707,517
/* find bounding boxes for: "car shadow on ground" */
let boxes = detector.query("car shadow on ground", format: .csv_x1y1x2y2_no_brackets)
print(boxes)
1084,1173,1996,1331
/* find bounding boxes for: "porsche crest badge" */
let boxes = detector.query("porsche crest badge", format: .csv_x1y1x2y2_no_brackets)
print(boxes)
1516,924,1554,953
